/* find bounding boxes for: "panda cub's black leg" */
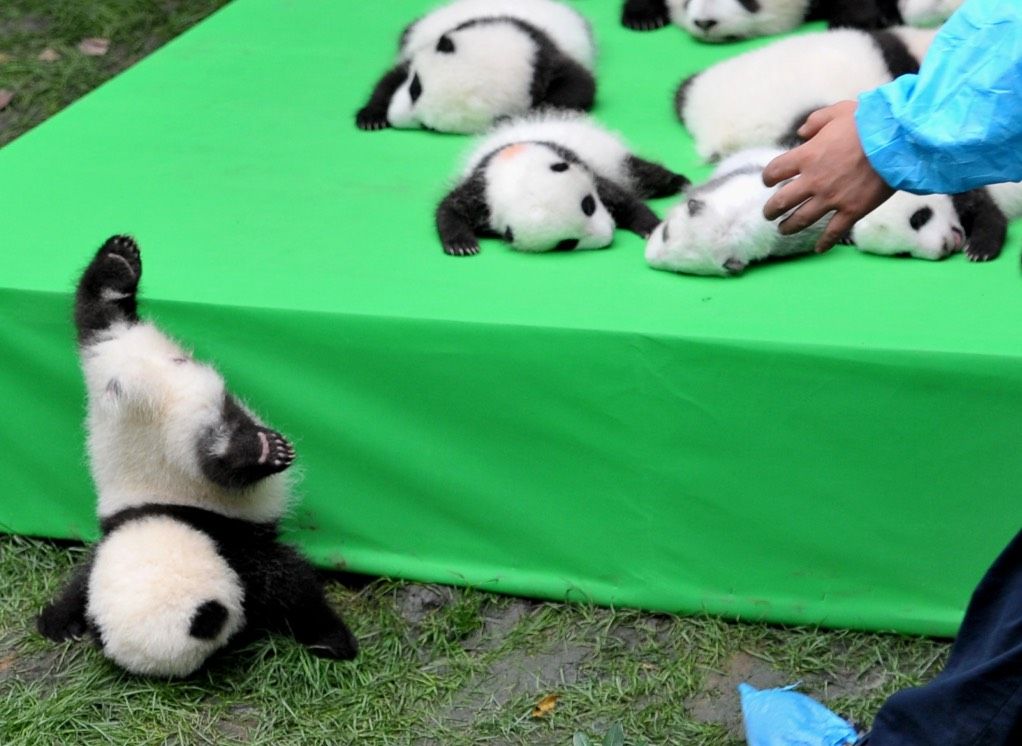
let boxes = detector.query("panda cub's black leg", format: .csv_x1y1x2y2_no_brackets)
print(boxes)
272,546,358,660
953,189,1008,263
355,62,410,131
74,235,142,345
596,176,662,239
621,0,670,30
627,156,690,199
37,562,92,642
541,57,597,112
198,394,296,489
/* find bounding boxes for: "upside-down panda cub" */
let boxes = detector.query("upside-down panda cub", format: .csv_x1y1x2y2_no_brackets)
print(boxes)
37,236,358,678
436,111,689,255
356,0,597,134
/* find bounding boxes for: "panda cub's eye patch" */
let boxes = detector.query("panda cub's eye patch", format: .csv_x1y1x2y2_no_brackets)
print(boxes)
910,206,934,230
504,227,514,242
436,35,455,53
687,198,705,217
409,73,423,103
550,162,569,172
581,194,596,216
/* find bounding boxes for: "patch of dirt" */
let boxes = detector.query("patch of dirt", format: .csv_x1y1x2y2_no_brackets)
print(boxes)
463,598,534,652
215,704,260,742
685,651,791,738
395,584,456,626
442,640,592,725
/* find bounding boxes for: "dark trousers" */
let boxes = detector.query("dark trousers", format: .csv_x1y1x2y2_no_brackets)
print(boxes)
862,529,1022,745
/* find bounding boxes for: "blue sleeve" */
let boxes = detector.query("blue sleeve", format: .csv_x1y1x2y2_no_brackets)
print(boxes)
855,0,1022,195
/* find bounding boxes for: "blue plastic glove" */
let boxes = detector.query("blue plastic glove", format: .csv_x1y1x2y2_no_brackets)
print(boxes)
856,0,1022,194
739,683,859,746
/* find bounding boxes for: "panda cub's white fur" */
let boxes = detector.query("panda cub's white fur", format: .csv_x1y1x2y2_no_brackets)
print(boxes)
438,111,686,254
87,516,245,678
987,181,1022,221
83,322,289,524
359,0,596,134
676,27,937,162
466,113,633,191
645,148,966,276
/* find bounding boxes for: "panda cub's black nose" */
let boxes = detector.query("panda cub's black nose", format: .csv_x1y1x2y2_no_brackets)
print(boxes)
554,238,579,252
694,19,717,31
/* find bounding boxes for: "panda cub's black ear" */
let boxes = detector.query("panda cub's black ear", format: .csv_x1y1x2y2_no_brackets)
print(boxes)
436,35,455,53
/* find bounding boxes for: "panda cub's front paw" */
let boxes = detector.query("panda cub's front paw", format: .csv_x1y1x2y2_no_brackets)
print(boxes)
355,106,390,131
443,241,480,257
622,0,670,30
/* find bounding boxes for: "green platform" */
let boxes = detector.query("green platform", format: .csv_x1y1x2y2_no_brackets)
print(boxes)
2,0,1021,637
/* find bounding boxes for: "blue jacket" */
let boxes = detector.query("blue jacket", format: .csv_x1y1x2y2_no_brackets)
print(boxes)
856,0,1022,194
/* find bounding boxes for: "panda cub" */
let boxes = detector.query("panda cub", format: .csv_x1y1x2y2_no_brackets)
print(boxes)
437,111,689,255
622,0,961,39
644,148,970,276
356,0,596,134
37,236,358,678
676,26,936,163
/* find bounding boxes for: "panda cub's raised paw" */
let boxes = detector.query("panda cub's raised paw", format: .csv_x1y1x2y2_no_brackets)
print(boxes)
92,234,142,295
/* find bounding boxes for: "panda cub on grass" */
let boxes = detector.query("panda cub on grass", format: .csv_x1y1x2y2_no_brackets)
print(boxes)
356,0,597,134
437,111,689,255
36,236,358,678
622,0,962,39
644,148,971,276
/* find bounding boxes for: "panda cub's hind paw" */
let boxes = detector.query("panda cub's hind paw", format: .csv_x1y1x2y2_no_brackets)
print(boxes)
37,603,87,642
307,626,359,661
93,234,142,295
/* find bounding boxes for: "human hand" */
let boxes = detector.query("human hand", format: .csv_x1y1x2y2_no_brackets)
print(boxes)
762,100,895,253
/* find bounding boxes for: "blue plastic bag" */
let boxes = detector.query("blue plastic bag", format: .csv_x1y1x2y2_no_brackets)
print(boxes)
739,683,859,746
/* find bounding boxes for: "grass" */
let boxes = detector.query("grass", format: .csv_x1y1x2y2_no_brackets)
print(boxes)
0,2,953,744
1,535,949,745
0,0,231,147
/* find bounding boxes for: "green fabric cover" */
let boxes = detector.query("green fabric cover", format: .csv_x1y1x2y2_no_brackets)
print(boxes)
2,0,1021,636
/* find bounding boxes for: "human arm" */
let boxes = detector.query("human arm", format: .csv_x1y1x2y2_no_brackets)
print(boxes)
763,0,1022,251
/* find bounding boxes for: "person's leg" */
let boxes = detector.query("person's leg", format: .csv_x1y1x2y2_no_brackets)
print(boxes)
861,529,1022,745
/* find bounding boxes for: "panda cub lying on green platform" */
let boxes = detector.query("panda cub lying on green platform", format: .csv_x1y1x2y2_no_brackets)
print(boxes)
437,111,689,255
644,147,976,276
37,236,357,677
